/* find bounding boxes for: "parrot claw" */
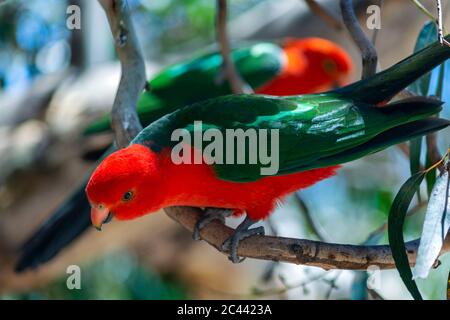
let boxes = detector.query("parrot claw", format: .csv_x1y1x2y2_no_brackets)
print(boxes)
192,208,232,241
221,216,264,263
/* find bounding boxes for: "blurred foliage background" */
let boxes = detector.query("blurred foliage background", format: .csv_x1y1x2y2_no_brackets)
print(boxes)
0,0,449,300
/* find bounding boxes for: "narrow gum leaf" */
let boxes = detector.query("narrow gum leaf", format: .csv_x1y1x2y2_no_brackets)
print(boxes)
388,172,425,300
410,138,422,176
408,22,436,183
407,21,437,96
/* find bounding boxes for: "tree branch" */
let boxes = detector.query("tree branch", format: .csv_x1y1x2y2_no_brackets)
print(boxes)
340,0,378,79
216,0,252,94
99,0,144,148
100,0,450,271
305,0,344,30
166,206,450,270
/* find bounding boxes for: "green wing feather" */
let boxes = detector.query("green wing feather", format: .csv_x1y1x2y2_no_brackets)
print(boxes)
84,42,284,135
132,94,445,182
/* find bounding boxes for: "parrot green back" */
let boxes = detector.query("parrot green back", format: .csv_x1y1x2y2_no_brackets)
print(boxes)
132,94,445,182
84,43,284,135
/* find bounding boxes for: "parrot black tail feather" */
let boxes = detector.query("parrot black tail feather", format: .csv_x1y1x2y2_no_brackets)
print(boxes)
15,146,117,272
15,185,92,272
336,34,450,104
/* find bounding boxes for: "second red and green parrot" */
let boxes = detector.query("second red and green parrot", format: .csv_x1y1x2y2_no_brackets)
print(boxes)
84,37,352,135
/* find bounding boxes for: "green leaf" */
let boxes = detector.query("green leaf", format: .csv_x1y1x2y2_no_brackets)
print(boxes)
435,58,445,99
426,155,437,196
388,172,425,300
410,138,423,176
410,138,423,202
408,21,438,96
407,22,437,183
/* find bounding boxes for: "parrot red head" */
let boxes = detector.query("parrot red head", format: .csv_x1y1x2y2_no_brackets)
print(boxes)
86,144,164,230
286,37,352,82
257,37,353,95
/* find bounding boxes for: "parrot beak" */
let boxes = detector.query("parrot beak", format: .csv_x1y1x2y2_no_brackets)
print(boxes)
91,205,113,231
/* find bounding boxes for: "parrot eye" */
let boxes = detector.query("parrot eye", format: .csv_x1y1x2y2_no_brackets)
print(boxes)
122,191,134,202
323,59,337,74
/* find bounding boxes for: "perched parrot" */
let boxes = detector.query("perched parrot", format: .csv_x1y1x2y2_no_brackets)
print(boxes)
84,37,352,135
85,37,450,263
16,37,352,271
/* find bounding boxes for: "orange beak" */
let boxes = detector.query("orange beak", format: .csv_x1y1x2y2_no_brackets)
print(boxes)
91,205,113,231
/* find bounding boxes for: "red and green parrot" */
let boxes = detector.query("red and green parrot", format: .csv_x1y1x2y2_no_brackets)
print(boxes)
85,37,450,263
84,37,352,135
16,37,353,271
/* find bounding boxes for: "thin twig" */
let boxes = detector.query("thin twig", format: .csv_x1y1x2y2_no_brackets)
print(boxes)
411,0,439,24
410,0,448,37
340,0,378,79
99,0,144,148
294,192,329,241
362,201,427,245
194,270,328,298
323,271,342,299
216,0,252,94
304,0,344,30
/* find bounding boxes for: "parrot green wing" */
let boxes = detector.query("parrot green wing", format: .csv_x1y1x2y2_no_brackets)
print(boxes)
132,94,445,182
84,42,285,135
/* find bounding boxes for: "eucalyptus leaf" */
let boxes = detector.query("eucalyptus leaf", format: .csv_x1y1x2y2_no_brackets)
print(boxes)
408,22,437,181
410,137,423,184
426,155,437,197
408,21,437,96
413,171,450,279
388,172,425,300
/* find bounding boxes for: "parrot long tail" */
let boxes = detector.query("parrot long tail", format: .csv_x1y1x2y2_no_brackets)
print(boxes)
335,35,450,104
15,182,92,272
